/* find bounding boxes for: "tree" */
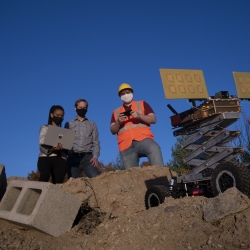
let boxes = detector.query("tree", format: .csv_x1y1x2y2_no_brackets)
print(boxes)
27,169,68,182
232,111,250,163
111,153,125,170
169,135,191,173
27,170,40,181
140,161,151,167
99,153,125,172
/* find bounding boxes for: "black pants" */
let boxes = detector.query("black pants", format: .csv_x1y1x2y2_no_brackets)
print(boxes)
37,156,67,184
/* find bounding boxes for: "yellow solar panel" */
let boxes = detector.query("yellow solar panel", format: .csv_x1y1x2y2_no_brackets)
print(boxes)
159,69,209,100
233,72,250,99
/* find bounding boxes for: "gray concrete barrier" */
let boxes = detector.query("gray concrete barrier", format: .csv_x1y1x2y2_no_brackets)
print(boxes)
0,180,82,237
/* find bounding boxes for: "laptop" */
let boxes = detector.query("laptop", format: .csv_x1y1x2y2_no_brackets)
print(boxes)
43,125,75,150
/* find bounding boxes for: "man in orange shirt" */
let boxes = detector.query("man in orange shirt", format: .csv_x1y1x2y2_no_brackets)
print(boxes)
110,83,164,169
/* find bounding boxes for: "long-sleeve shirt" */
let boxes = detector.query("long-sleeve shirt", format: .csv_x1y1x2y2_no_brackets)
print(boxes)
64,117,100,159
38,125,67,159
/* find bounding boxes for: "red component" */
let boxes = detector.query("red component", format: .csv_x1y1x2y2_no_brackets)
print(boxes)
170,110,193,127
192,188,205,196
170,114,181,127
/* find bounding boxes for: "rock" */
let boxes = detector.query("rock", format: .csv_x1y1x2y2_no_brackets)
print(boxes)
164,205,180,212
192,221,202,228
203,188,250,222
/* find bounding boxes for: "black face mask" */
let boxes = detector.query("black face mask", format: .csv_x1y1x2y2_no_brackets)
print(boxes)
76,108,87,117
52,116,63,126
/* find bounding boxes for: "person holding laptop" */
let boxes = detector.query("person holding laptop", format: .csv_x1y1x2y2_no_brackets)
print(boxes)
38,105,67,184
65,99,100,178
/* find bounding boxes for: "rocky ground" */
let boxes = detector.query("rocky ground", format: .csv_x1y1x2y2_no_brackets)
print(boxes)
1,166,250,250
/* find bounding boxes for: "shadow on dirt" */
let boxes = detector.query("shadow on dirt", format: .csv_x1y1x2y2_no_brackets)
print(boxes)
72,201,106,235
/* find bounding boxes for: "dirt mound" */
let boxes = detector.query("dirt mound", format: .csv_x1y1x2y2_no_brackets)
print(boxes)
59,166,173,217
1,166,250,250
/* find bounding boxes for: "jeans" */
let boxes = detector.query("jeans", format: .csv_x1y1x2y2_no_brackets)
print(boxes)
120,138,164,169
67,154,99,178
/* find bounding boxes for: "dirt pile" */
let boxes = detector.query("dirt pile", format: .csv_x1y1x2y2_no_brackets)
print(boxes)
1,166,250,250
59,166,173,217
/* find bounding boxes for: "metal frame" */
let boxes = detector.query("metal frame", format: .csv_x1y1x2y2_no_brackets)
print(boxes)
173,112,243,184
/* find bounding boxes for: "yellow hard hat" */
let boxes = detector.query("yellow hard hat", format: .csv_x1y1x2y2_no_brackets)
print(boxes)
118,83,133,96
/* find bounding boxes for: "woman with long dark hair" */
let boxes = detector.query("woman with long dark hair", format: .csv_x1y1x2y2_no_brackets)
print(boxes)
38,105,67,184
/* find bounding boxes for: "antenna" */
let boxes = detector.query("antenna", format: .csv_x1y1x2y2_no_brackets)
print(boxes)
159,68,242,130
159,69,209,100
233,72,250,100
167,104,178,115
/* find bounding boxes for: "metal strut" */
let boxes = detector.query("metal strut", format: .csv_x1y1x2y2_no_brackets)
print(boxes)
175,112,244,183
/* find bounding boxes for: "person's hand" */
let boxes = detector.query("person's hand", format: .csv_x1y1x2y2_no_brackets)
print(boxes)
50,142,63,152
248,120,250,125
55,142,63,150
90,157,99,168
131,111,140,119
117,113,127,124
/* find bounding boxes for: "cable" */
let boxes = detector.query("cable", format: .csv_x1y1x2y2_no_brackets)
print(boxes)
84,179,99,209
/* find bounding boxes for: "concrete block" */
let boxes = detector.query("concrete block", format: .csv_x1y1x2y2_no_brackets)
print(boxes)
0,164,7,201
0,180,82,237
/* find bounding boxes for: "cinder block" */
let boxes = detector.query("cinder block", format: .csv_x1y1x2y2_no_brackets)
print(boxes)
0,180,82,237
0,164,7,201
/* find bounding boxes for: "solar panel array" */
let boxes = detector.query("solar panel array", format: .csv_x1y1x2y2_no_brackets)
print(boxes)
160,69,209,100
233,72,250,99
160,69,250,100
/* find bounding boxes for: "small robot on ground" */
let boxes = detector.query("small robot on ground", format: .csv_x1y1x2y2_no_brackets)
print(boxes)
145,70,250,209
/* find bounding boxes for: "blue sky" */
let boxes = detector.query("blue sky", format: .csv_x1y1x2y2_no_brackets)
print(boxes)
1,0,250,177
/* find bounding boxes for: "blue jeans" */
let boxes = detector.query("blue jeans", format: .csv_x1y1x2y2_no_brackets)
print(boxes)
120,138,164,169
67,154,99,178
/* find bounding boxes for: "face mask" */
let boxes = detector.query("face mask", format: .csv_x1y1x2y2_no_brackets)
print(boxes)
121,93,133,103
52,116,63,126
76,108,87,117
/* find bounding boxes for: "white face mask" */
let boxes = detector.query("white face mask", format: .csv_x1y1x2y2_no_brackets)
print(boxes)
121,93,133,103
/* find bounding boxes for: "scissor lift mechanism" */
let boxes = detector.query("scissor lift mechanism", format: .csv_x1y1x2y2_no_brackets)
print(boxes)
173,111,243,184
